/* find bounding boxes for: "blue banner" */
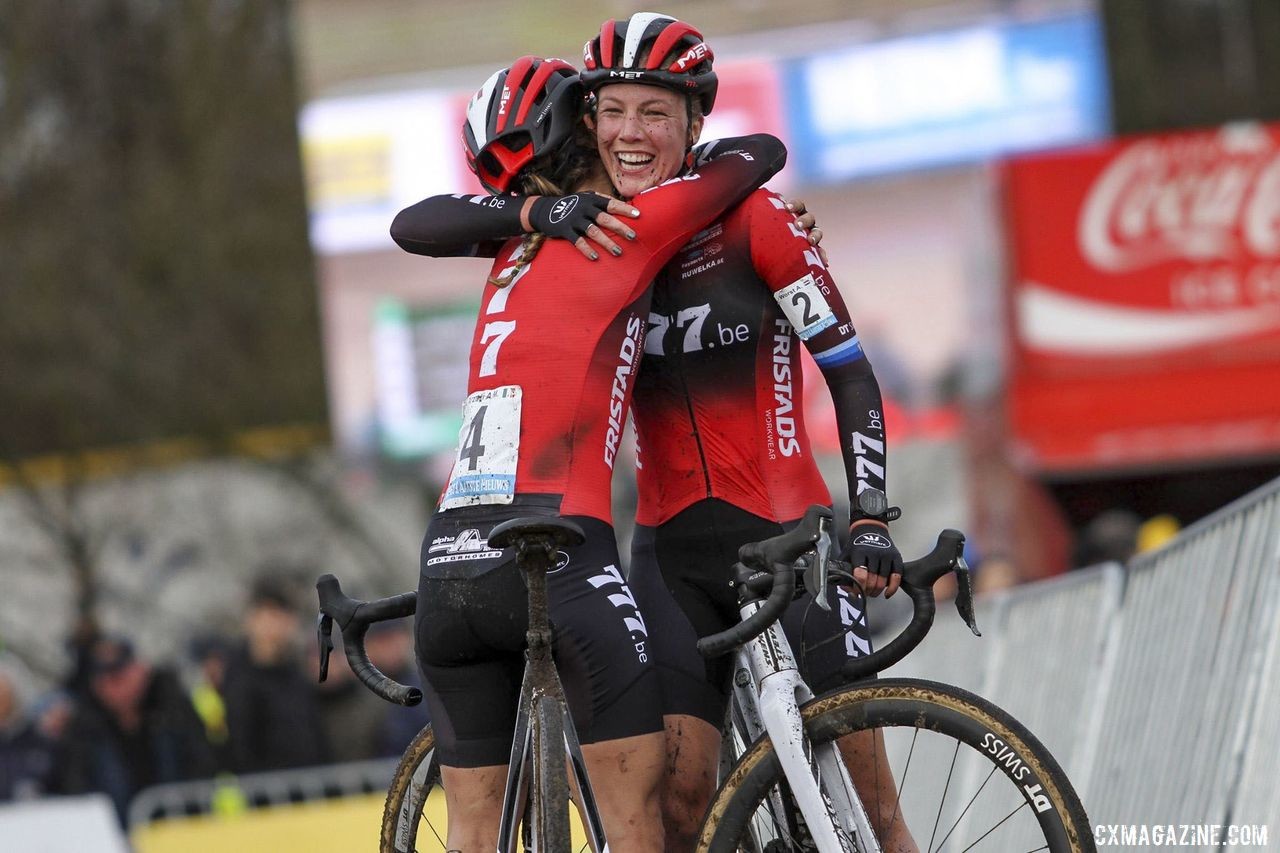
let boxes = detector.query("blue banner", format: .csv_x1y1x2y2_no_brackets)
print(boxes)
784,13,1110,183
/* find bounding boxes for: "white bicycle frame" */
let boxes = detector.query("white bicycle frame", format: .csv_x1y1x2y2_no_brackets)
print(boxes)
729,596,882,853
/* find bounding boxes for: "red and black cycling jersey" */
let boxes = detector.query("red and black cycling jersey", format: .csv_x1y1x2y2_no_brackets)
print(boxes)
632,188,888,527
406,136,786,526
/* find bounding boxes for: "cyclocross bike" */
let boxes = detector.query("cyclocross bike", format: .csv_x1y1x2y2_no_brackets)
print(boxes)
317,516,607,853
317,506,1094,852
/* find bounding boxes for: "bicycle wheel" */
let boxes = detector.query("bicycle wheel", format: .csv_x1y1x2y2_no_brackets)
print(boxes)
699,678,1094,853
531,694,572,851
382,724,448,853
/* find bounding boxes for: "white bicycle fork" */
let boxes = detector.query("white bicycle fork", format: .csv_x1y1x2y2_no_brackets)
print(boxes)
732,600,882,853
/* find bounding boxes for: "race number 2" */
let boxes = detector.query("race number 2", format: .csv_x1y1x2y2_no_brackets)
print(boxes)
775,273,836,340
441,385,522,509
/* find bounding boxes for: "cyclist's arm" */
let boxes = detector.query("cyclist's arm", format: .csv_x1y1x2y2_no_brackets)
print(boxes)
747,193,890,521
391,192,638,259
630,134,787,260
390,194,521,258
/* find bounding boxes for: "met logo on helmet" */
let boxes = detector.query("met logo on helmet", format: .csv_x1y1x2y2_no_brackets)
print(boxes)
549,195,579,224
673,42,709,71
497,84,512,116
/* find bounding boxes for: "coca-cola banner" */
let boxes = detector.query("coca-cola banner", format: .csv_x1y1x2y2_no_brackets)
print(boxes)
1004,122,1280,472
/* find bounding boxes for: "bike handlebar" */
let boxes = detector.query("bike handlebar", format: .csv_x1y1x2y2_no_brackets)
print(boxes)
316,574,421,707
694,505,978,681
695,506,830,658
839,528,972,681
695,556,797,658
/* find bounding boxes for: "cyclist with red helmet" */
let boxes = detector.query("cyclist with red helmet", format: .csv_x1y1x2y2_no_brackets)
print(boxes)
579,16,913,851
396,56,786,851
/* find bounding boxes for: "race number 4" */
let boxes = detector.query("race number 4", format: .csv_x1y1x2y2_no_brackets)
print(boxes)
442,386,522,509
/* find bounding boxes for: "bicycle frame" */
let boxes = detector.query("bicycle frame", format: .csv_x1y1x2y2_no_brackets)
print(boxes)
729,599,882,853
496,546,608,853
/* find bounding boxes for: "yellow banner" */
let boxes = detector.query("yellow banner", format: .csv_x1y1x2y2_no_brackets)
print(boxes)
132,786,588,852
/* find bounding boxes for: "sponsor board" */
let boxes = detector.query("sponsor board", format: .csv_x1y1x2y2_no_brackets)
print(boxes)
1004,121,1280,471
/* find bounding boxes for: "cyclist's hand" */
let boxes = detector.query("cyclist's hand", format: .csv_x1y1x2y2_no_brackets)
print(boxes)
843,520,903,598
784,197,829,267
524,193,639,260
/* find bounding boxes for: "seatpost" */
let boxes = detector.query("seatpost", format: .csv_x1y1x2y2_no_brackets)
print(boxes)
517,537,556,655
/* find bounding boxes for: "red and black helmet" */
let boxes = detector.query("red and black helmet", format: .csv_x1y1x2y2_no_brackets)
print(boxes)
462,56,584,194
580,13,718,115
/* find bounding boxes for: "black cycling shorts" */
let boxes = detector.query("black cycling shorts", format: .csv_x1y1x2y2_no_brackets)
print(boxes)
415,506,663,768
628,499,873,728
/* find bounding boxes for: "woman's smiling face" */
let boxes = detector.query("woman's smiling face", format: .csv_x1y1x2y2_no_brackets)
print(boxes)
591,83,702,199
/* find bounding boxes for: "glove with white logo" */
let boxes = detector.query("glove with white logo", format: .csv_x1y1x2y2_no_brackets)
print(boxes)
526,192,614,243
841,520,903,589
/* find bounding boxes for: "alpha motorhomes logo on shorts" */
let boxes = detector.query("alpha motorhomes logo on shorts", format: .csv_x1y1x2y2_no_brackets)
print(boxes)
425,528,504,566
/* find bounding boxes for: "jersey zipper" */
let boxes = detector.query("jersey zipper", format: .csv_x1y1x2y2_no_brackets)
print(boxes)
673,346,714,499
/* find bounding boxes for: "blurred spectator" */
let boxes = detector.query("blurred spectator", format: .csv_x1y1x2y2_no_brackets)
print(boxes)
317,614,427,758
319,619,428,763
367,620,430,757
1137,514,1181,554
973,554,1020,595
1072,508,1141,568
52,634,216,823
188,633,234,771
223,576,329,774
0,657,57,801
316,646,379,764
31,689,73,743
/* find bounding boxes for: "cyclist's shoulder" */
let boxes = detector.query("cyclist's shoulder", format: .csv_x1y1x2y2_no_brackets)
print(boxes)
736,188,794,223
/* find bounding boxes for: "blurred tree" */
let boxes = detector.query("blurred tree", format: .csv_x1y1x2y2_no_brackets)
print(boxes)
0,0,327,641
1104,0,1280,133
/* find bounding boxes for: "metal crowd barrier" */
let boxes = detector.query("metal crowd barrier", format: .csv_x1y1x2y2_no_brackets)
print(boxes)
885,475,1280,846
1231,577,1280,827
1084,485,1280,831
981,564,1124,790
884,565,1123,849
127,757,398,828
881,592,1002,696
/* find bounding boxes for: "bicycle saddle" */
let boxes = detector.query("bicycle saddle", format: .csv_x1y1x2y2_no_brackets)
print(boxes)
489,516,587,549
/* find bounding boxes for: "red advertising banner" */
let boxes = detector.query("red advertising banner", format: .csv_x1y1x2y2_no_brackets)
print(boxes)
1003,122,1280,473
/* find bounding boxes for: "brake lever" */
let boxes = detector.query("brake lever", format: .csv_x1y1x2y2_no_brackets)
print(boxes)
802,516,833,611
316,612,335,682
952,555,981,637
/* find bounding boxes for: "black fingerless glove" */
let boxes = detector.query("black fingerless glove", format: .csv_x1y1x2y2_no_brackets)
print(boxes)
526,192,613,242
841,521,904,580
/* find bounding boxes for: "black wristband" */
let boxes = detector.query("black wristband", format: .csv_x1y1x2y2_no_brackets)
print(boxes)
852,488,901,523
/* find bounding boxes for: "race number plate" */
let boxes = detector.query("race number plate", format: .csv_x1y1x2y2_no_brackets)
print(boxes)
441,385,521,509
775,272,836,340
